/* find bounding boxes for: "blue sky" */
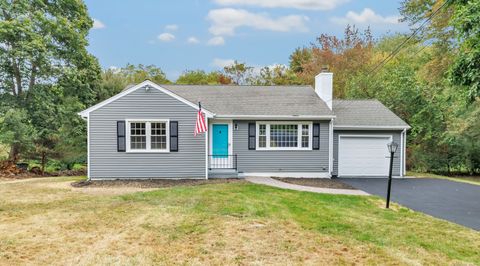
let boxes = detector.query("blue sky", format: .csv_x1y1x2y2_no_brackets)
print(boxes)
85,0,408,80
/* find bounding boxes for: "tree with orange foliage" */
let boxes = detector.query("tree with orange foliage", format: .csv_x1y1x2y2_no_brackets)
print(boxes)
290,25,374,98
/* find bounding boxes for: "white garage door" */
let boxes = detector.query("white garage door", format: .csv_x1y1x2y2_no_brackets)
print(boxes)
338,135,391,177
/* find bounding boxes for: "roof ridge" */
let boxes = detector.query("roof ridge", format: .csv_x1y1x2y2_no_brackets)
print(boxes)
162,84,312,87
334,99,379,101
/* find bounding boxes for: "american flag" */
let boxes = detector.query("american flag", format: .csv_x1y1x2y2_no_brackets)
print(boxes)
194,103,207,136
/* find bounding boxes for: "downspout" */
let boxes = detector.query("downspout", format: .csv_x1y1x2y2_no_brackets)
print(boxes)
329,118,334,178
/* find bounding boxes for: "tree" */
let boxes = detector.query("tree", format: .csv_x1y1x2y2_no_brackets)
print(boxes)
121,64,171,85
399,0,457,86
0,109,37,162
291,25,374,97
0,0,101,162
250,65,303,85
97,64,172,102
399,0,456,47
289,47,312,73
0,0,96,98
176,70,231,85
450,0,480,99
223,61,254,85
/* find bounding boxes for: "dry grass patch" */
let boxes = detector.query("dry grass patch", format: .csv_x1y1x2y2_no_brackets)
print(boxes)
0,177,479,265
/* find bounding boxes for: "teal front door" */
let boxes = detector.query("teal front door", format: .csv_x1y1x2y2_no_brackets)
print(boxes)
212,124,229,158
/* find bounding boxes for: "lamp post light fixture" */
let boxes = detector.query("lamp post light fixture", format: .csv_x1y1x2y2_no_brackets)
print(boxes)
386,141,398,209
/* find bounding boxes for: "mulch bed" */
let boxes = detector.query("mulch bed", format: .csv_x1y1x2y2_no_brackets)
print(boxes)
272,177,357,190
71,178,244,188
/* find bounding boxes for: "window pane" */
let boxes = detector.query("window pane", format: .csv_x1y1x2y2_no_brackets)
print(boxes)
259,124,266,135
301,124,309,148
130,122,146,150
258,124,267,148
302,136,309,148
131,136,146,149
151,122,167,150
270,124,297,148
259,136,267,148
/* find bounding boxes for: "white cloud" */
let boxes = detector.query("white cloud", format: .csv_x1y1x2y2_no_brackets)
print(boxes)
165,24,179,31
211,58,235,68
207,8,309,36
157,32,176,42
331,8,400,25
187,37,200,44
207,36,225,46
92,18,105,29
213,0,348,10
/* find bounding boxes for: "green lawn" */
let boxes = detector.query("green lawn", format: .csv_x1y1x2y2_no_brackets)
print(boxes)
409,171,480,186
0,177,478,265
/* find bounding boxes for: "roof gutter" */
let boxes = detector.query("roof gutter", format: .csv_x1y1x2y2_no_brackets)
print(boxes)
334,125,411,130
213,115,336,120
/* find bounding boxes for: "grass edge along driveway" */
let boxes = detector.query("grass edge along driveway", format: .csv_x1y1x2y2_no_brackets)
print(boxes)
0,176,479,265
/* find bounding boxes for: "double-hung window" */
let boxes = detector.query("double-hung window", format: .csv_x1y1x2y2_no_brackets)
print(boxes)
126,120,169,152
256,122,312,150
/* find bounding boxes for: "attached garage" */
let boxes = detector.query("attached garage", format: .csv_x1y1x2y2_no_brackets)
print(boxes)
333,130,405,178
338,135,391,177
332,100,410,178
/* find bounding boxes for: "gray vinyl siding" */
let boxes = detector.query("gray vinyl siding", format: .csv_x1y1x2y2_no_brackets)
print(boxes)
232,121,330,173
89,88,205,179
333,130,402,177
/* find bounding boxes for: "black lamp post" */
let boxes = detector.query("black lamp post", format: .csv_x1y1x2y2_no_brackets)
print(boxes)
386,141,398,209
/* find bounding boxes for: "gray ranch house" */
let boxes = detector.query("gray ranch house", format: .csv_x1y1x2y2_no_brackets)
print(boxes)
78,71,410,180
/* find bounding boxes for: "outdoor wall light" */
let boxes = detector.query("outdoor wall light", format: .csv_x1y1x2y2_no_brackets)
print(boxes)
387,141,399,154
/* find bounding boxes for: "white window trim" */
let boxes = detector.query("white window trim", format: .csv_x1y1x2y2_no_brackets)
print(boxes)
126,119,170,153
256,121,313,151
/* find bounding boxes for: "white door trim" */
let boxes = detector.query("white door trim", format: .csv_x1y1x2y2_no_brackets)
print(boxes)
338,134,392,177
209,120,233,169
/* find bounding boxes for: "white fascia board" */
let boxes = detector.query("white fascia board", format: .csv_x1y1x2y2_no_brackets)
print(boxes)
215,115,336,120
77,80,215,118
334,125,411,130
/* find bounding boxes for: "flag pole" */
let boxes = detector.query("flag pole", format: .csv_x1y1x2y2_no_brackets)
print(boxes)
198,102,201,111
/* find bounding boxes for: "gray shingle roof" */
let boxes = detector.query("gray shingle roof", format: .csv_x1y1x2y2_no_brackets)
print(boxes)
161,84,334,117
332,99,410,128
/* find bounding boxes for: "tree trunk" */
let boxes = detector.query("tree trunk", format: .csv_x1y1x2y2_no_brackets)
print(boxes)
41,151,46,176
12,58,23,96
8,144,19,163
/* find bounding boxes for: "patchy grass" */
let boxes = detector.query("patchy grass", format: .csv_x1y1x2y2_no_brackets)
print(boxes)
409,171,480,186
0,177,479,265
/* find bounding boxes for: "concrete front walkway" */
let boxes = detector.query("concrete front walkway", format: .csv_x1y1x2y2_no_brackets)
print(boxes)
245,176,369,196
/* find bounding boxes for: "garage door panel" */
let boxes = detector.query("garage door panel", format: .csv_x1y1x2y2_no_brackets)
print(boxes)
338,136,390,176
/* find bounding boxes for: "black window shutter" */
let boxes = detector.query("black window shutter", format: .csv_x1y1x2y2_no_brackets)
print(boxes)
117,121,126,152
312,123,320,150
248,123,256,150
170,121,178,152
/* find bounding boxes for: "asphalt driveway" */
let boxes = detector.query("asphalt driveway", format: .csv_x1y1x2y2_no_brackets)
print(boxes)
339,178,480,231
